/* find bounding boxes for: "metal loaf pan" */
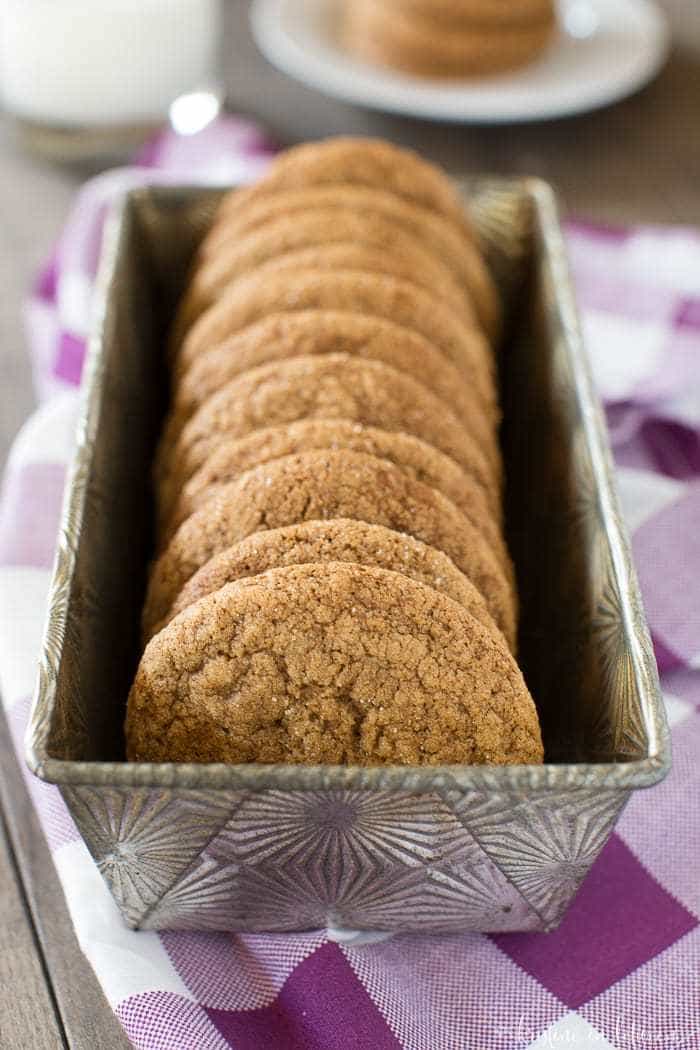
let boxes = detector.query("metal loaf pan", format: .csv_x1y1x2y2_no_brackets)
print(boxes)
26,180,670,933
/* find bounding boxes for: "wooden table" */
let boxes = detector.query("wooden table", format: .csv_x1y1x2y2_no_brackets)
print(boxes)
0,2,698,1046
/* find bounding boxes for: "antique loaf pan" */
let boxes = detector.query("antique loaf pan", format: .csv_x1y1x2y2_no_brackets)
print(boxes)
25,179,671,934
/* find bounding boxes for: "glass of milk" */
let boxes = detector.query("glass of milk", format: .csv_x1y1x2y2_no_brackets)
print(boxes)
0,0,222,160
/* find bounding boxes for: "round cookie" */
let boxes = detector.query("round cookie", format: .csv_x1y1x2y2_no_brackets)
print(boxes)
155,519,501,636
198,185,500,342
174,209,470,338
164,420,508,577
165,416,500,537
172,311,491,435
225,242,476,327
142,448,516,648
177,269,497,415
156,354,502,501
214,136,478,247
345,1,556,78
128,563,543,766
385,0,555,27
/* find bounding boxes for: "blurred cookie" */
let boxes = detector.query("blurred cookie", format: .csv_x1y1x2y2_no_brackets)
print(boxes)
234,242,476,324
142,449,516,647
215,136,478,245
381,0,554,27
345,0,556,77
156,518,499,636
174,205,470,336
129,563,542,765
197,185,500,341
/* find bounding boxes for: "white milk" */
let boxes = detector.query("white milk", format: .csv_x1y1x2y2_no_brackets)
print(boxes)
0,0,220,126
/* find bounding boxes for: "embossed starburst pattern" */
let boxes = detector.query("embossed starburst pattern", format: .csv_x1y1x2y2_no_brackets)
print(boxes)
141,789,538,933
102,786,627,933
447,788,630,926
593,565,650,757
208,790,470,869
63,785,247,925
27,182,669,936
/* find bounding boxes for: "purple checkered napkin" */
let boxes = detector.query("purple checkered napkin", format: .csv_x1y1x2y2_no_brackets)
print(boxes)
1,125,699,1048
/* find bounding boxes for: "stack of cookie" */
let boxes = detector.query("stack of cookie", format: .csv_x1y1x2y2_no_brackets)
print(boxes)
344,0,557,78
126,137,543,768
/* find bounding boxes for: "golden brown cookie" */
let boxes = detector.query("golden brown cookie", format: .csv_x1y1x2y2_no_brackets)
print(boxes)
156,518,499,637
228,242,476,326
376,0,555,27
164,420,508,576
174,209,470,338
142,449,516,648
171,311,491,436
198,185,500,342
128,563,543,766
155,354,502,505
215,136,478,247
345,1,556,77
166,416,500,536
177,270,497,415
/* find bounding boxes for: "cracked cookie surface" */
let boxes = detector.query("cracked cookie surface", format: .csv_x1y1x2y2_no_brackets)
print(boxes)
156,353,501,506
196,194,500,348
143,449,516,648
164,419,508,577
178,269,495,407
128,563,542,766
156,519,500,638
172,310,494,431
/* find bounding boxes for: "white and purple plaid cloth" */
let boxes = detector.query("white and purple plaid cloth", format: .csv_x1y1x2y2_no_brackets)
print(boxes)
1,121,699,1050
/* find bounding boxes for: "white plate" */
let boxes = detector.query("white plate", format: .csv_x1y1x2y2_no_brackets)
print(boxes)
250,0,670,124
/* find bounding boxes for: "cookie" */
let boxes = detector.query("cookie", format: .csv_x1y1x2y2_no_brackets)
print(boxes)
345,1,556,77
198,185,500,342
155,518,500,636
228,242,476,326
379,0,555,27
142,449,516,648
164,421,507,573
215,136,478,248
172,311,491,436
165,416,500,537
156,354,502,502
174,208,470,338
128,563,542,765
177,270,497,415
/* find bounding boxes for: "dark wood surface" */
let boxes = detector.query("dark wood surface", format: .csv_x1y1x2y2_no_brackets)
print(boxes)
0,2,698,1046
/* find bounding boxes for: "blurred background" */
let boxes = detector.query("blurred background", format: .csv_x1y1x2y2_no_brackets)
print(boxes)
0,0,697,463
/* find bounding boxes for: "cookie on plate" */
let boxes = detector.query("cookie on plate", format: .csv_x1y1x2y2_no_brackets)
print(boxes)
391,0,555,24
344,0,556,78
